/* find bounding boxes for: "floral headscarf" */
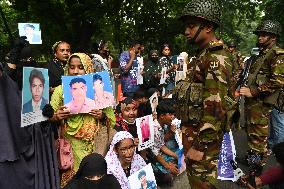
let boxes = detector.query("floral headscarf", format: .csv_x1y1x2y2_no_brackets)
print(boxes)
105,131,146,189
64,53,94,76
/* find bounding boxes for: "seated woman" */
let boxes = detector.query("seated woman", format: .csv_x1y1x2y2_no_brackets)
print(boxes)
50,53,115,187
105,131,147,189
64,153,121,189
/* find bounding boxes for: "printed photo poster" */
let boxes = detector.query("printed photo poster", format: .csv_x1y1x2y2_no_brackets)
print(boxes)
18,23,42,44
159,67,167,84
149,92,158,113
136,115,155,151
21,67,49,127
62,74,94,114
137,57,144,85
128,164,157,189
177,56,184,71
217,130,238,181
91,71,116,109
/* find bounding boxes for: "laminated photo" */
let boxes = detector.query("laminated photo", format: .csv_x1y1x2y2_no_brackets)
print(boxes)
91,71,115,109
62,74,94,114
21,67,49,127
128,164,157,189
149,92,158,113
159,67,167,84
136,115,155,151
18,23,42,44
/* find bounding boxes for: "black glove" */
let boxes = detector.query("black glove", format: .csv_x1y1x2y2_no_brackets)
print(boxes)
42,104,54,118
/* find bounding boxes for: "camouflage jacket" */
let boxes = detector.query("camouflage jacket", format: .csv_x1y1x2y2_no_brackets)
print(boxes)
186,40,235,150
246,45,284,104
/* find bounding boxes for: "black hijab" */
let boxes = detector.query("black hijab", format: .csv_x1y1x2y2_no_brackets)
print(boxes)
64,153,121,189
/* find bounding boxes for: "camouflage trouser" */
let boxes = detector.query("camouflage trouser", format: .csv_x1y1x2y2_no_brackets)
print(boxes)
246,102,271,157
182,126,221,189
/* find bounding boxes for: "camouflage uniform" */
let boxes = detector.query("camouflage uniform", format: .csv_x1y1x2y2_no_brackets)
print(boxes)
174,1,235,188
245,20,284,157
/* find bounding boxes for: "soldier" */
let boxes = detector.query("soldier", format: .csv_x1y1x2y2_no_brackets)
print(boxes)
236,20,284,163
174,0,235,188
227,41,244,70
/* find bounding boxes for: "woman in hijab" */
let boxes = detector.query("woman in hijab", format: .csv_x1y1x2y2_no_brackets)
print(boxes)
143,50,162,90
64,153,121,189
50,53,116,187
105,131,147,189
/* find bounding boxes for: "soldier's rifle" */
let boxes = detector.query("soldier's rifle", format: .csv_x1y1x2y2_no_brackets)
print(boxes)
236,56,256,128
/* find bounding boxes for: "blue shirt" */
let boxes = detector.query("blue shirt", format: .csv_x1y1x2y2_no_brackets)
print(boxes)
119,51,139,93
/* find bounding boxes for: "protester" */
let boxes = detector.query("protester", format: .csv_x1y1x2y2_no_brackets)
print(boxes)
133,89,152,117
159,43,178,96
48,41,71,93
91,40,113,72
149,99,179,186
143,50,162,90
1,37,60,189
105,131,147,189
115,97,139,141
119,40,142,97
64,153,121,189
50,53,115,187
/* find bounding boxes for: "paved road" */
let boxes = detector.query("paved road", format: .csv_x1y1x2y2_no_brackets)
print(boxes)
161,129,278,189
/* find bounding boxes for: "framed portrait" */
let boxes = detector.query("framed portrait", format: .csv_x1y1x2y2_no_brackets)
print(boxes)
18,23,42,44
128,164,157,189
177,56,184,71
21,67,49,127
62,74,94,114
136,115,155,151
91,71,115,109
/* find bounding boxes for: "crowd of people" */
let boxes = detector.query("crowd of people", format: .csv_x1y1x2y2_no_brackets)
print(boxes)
1,0,284,189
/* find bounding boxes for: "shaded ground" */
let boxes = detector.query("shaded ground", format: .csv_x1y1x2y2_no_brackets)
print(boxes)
160,128,278,189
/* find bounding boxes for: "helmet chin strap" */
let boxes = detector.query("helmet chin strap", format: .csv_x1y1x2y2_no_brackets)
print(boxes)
188,24,205,44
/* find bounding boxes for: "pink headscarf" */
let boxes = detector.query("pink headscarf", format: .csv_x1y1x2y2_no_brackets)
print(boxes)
105,131,146,189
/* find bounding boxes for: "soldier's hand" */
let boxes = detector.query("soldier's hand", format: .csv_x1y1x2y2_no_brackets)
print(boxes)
186,147,204,161
240,87,253,97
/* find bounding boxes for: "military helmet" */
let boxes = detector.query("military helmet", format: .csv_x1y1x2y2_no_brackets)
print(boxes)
228,41,236,48
179,0,221,26
254,20,282,36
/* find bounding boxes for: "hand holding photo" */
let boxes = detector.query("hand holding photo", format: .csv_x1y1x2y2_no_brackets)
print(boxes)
128,164,157,189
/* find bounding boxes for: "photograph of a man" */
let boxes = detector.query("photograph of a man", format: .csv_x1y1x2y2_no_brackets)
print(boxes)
65,77,95,114
149,92,158,113
93,73,115,109
138,170,157,189
18,23,42,44
23,69,48,113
